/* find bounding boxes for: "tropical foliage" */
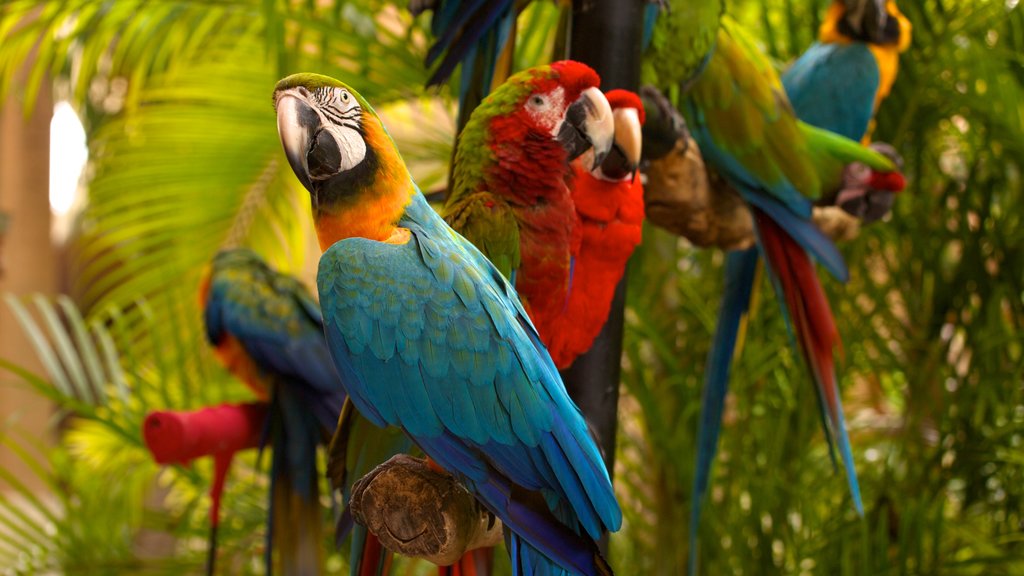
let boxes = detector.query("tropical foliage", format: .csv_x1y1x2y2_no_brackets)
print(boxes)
1,0,1022,574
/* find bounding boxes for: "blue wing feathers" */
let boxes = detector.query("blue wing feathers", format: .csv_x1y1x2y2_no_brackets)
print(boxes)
745,193,849,282
318,194,619,574
689,248,759,574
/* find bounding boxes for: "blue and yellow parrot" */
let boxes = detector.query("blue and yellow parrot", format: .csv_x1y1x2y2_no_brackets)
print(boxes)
200,248,346,575
274,69,622,576
784,0,912,143
784,0,912,221
643,2,906,571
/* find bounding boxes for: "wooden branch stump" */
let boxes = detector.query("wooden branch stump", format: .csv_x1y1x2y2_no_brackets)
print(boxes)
644,136,865,248
812,206,862,243
349,454,503,566
644,136,756,250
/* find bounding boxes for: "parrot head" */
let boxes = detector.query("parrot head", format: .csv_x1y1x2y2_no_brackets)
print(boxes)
835,142,906,223
274,73,415,246
587,89,644,182
471,60,614,174
836,0,908,46
274,74,384,200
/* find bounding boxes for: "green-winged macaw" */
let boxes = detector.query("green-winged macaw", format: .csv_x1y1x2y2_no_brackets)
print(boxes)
199,248,346,575
442,61,616,370
273,67,621,576
643,2,906,571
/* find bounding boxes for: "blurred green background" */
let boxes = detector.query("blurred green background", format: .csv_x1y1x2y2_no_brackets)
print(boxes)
0,0,1021,574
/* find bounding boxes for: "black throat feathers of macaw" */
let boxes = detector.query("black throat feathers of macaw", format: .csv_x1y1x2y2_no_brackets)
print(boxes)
275,73,416,247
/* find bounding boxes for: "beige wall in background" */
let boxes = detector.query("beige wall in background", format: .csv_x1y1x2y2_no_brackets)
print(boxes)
0,80,55,491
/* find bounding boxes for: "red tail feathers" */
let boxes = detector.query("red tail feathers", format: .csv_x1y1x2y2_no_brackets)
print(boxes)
359,532,392,576
439,547,494,576
753,211,841,422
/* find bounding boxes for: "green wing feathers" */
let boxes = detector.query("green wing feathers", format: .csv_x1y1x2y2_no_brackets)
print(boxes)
443,192,521,280
690,18,895,202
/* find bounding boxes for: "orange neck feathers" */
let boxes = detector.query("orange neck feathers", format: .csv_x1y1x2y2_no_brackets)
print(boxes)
313,117,415,251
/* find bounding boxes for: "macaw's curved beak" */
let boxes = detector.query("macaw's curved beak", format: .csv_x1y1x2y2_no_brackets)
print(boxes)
842,0,891,44
275,90,321,193
597,106,643,180
557,86,614,171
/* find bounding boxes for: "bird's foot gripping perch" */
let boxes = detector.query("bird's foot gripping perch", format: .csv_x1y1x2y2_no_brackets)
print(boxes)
349,454,504,567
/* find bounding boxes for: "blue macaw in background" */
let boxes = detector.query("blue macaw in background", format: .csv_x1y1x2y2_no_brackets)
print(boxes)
200,248,346,575
274,70,621,576
784,0,912,222
784,0,912,143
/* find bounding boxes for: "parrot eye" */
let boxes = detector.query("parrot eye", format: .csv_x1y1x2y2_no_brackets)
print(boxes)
332,88,357,111
529,95,546,108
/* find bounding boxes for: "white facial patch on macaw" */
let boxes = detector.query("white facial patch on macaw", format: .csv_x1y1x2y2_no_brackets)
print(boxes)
310,87,367,177
525,86,567,136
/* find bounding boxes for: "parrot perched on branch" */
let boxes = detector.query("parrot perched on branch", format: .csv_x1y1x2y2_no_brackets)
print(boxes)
783,0,912,222
643,2,906,571
784,0,912,143
199,248,346,576
442,61,616,370
327,401,415,576
274,63,622,576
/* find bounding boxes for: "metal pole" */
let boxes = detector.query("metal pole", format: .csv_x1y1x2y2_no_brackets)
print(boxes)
564,0,644,479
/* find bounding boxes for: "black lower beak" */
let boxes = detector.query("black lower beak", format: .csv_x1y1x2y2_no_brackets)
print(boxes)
558,100,597,163
556,87,614,170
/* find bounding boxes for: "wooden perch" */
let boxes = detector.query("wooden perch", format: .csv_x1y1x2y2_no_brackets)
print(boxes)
143,403,268,465
643,136,862,248
644,136,756,250
349,454,504,566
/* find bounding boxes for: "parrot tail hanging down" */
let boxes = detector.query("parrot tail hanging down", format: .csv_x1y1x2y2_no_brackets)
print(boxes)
411,0,520,130
274,65,621,576
542,89,646,369
200,249,347,576
326,400,415,576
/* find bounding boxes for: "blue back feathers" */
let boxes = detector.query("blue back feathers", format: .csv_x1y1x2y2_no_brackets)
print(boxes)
783,42,881,142
317,192,620,575
205,249,346,429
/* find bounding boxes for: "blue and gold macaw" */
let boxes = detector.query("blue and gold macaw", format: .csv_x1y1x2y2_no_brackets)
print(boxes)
784,0,912,143
200,248,346,575
274,69,621,576
784,0,912,221
643,2,906,571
